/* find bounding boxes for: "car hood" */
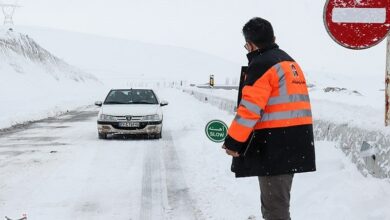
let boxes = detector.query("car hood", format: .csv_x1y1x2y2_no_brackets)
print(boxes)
101,104,160,116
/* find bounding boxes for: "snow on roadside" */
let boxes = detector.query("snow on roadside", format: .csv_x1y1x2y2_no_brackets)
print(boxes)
0,64,105,129
292,141,390,220
160,88,390,220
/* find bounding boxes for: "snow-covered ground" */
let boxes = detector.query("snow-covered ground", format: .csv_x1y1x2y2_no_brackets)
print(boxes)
1,88,390,220
0,0,389,217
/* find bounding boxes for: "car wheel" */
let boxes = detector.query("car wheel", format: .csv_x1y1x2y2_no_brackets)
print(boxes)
98,133,107,139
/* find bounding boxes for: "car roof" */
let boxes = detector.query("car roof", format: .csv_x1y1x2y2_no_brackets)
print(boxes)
110,89,154,91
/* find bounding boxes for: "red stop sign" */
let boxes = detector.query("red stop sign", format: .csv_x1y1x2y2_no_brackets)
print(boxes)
324,0,390,49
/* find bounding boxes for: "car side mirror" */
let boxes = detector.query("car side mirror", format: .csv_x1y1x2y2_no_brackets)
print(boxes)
95,101,103,107
160,100,168,107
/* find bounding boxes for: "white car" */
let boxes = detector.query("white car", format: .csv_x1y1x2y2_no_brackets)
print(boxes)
95,89,168,139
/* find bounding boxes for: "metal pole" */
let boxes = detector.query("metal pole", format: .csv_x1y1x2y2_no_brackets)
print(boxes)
385,36,390,126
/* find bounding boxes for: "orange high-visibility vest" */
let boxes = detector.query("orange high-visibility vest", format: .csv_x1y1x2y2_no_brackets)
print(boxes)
228,61,312,143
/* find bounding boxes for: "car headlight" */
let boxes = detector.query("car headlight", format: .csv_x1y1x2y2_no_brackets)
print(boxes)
143,114,161,121
99,114,116,121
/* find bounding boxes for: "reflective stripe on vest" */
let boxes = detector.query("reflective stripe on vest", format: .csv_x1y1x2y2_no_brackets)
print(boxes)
269,63,311,106
268,94,310,105
234,115,258,128
275,63,288,96
261,109,312,122
240,99,264,116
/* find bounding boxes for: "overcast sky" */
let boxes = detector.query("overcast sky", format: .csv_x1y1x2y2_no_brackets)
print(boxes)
4,0,387,77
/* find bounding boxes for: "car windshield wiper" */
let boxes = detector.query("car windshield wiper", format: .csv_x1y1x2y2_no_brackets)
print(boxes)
104,101,127,104
131,101,156,104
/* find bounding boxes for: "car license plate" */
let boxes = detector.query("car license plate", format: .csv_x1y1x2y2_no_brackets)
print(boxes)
119,122,140,128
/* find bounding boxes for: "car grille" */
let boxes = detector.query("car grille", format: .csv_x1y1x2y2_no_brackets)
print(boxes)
115,116,144,121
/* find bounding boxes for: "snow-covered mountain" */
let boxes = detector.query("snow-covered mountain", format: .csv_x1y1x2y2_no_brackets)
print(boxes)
0,28,97,82
0,27,103,129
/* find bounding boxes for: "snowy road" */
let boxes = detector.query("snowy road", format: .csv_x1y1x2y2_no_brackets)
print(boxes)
0,105,198,219
1,89,390,220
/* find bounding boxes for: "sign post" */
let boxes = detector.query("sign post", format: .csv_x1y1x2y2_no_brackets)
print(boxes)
386,37,390,126
209,75,215,87
324,0,390,125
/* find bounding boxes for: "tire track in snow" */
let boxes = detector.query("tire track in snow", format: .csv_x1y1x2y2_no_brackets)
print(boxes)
140,145,153,220
139,130,203,220
162,131,203,220
139,139,167,220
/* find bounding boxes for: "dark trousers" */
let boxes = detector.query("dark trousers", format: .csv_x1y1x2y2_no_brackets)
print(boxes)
258,174,294,220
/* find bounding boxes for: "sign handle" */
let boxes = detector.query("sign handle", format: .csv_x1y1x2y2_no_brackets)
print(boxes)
386,35,390,126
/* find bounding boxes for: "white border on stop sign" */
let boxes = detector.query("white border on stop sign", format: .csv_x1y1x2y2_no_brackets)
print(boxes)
332,8,386,24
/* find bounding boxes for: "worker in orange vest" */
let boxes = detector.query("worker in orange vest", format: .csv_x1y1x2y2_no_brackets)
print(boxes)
222,17,316,220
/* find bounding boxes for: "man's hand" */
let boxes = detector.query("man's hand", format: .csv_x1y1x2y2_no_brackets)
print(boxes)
222,145,240,157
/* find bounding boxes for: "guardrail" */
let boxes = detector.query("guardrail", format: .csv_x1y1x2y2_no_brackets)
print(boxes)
182,88,390,179
194,85,239,90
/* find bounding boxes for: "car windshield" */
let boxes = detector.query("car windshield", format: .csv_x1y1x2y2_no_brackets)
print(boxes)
104,89,158,105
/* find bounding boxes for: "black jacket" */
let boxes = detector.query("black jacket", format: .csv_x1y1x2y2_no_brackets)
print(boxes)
224,44,316,178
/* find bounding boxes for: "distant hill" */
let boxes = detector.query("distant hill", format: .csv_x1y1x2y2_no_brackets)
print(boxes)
0,28,97,82
15,26,240,85
0,27,102,129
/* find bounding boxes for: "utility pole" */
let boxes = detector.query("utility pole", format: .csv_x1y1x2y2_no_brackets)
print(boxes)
0,3,20,26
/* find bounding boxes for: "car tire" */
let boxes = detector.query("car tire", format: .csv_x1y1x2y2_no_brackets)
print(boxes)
155,132,162,139
98,133,107,139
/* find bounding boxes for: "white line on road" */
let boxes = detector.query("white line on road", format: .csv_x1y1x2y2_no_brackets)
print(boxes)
332,8,386,23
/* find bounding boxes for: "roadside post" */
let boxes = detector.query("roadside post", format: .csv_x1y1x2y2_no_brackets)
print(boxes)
323,0,390,125
209,75,215,87
386,37,390,126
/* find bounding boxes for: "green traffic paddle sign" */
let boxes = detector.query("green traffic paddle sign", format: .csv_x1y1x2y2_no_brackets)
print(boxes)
205,120,228,143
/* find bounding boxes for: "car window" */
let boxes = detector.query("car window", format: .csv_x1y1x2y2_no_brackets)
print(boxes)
104,90,158,104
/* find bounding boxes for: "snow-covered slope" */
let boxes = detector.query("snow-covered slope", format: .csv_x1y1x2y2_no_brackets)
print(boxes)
0,28,103,129
15,26,240,85
0,28,97,82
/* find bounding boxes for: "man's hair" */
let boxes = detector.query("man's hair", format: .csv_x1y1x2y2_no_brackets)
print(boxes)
243,17,275,48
